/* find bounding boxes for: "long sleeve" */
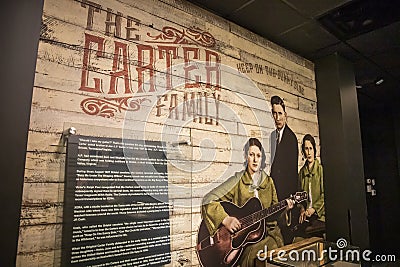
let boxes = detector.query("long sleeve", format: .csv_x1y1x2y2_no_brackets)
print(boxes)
270,126,299,200
201,188,232,236
271,179,278,205
200,171,242,236
289,132,299,191
311,165,325,221
298,161,325,222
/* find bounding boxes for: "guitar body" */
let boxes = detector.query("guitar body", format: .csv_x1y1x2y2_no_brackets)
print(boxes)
196,198,265,267
196,192,307,267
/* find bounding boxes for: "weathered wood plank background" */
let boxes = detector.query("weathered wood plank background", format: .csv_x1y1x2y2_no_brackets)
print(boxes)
17,0,319,266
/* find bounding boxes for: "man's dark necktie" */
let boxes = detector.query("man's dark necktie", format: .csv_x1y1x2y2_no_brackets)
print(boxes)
276,130,280,149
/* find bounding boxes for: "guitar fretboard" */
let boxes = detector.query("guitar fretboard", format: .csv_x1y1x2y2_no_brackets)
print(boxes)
238,199,288,229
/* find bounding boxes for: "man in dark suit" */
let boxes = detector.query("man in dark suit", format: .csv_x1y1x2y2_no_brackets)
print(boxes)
269,95,299,244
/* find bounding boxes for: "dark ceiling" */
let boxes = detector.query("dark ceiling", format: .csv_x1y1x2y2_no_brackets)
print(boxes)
185,0,400,101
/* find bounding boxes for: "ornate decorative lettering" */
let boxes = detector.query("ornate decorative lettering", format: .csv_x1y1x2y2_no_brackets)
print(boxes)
80,97,150,118
147,26,216,48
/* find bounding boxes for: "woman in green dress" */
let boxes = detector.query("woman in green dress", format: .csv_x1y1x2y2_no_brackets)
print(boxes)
201,137,292,267
297,134,325,237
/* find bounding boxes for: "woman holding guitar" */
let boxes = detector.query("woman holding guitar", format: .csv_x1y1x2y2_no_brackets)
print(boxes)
199,138,296,267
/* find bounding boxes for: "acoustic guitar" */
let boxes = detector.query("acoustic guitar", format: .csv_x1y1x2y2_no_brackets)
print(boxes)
196,191,307,267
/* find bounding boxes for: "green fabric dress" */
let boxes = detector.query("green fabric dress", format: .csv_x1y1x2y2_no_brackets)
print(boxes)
298,159,325,222
201,169,284,267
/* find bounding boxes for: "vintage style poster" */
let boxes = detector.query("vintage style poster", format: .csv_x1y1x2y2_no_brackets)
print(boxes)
18,0,319,266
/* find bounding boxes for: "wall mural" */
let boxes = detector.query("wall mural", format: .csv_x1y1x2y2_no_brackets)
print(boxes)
19,0,319,266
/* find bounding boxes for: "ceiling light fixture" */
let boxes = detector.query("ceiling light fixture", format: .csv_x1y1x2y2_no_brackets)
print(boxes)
375,78,384,85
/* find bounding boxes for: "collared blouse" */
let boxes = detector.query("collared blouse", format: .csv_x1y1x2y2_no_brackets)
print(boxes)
201,169,278,236
298,159,325,222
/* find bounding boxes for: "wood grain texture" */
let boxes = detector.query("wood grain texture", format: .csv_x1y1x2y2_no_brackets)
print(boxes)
18,0,319,265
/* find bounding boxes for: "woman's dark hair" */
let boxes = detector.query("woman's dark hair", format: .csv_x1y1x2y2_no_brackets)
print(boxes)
270,95,286,112
301,134,317,158
243,137,266,170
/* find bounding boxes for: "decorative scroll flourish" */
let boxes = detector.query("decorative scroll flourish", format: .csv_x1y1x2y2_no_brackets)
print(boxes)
80,97,151,118
147,26,216,48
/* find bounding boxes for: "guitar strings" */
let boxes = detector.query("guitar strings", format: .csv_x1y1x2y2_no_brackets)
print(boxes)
238,199,287,228
238,193,306,228
198,193,306,245
214,200,289,241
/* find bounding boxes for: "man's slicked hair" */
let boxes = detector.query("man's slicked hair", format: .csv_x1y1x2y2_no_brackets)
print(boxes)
270,95,286,112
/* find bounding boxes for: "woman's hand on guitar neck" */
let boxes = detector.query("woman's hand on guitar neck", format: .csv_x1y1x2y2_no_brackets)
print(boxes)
222,216,241,233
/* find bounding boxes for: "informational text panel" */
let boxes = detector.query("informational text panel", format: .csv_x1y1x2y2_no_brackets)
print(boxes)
62,135,171,267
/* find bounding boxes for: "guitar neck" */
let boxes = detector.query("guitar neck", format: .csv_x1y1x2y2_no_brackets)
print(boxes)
238,199,288,228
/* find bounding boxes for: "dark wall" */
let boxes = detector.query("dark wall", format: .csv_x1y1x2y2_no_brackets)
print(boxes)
315,53,370,250
358,91,400,257
0,0,43,266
